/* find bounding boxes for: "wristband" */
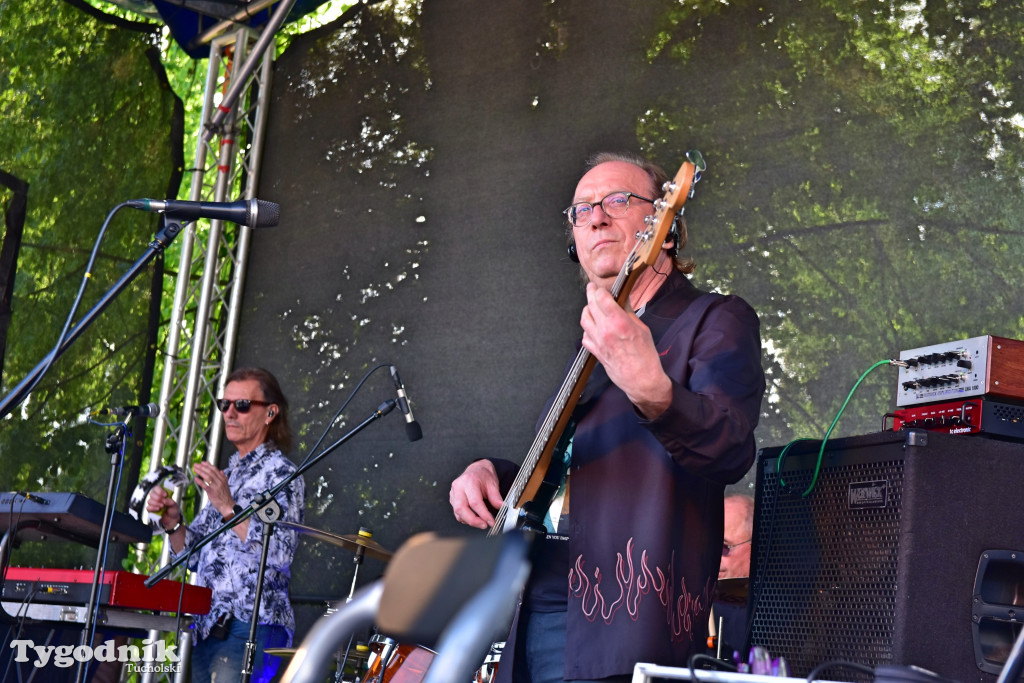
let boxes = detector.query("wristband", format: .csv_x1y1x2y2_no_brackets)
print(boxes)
162,518,183,534
222,503,243,522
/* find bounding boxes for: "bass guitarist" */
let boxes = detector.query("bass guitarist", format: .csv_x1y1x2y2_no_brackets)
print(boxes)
449,151,766,683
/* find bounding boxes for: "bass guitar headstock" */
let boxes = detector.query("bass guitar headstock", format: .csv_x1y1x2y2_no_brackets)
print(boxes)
632,149,706,270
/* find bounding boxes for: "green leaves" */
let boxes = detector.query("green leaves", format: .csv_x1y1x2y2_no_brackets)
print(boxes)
639,0,1024,445
1,0,178,568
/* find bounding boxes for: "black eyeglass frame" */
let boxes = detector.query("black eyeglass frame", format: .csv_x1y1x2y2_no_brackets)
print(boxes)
215,398,272,414
722,539,751,556
563,191,656,228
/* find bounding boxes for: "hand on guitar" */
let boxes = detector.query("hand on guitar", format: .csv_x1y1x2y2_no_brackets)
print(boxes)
580,282,673,420
449,460,504,529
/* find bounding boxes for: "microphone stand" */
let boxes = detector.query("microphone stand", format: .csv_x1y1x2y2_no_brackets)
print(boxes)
73,422,131,683
241,497,281,682
144,399,398,682
0,216,186,419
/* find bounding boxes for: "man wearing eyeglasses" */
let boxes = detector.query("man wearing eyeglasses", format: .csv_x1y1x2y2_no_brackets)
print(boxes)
147,366,305,683
450,152,765,682
721,494,754,581
711,494,755,658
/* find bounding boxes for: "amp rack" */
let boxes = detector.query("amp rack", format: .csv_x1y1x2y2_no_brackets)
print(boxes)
888,397,1024,442
896,335,1024,407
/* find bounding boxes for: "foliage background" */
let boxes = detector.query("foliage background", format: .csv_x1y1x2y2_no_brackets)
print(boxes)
0,0,181,568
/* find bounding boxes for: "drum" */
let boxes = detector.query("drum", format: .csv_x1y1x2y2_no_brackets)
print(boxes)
361,635,436,683
473,641,504,683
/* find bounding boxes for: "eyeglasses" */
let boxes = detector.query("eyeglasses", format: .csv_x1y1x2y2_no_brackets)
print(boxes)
563,191,655,228
722,539,751,556
216,398,271,414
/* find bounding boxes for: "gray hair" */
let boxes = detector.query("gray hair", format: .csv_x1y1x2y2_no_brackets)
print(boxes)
574,151,695,275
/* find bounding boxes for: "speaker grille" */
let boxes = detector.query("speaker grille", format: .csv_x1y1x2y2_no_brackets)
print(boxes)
750,452,905,678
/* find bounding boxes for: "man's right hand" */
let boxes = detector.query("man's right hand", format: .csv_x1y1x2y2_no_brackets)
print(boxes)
146,486,181,531
449,460,504,530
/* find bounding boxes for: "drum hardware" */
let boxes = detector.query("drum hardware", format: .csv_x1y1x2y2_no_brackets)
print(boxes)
289,525,392,682
709,577,751,662
473,641,503,683
266,647,370,681
706,609,726,660
333,636,367,682
337,528,385,682
282,532,531,683
277,522,394,562
362,635,436,683
358,636,504,683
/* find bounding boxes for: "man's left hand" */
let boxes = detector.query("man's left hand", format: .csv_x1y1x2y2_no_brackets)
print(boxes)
193,462,234,516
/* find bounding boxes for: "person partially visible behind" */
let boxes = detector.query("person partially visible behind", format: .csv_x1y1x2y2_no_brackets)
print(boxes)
147,367,305,683
720,494,754,580
712,493,755,658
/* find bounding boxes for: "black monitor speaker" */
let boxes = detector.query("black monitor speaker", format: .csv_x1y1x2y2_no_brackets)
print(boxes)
749,429,1024,682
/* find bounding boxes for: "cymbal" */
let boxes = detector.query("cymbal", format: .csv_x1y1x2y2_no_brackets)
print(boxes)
277,521,393,561
714,577,749,603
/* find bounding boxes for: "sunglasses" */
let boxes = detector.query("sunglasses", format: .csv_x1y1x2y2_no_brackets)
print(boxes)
216,398,272,414
722,539,751,556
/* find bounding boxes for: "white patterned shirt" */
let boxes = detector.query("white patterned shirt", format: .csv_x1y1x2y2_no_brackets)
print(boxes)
173,441,305,639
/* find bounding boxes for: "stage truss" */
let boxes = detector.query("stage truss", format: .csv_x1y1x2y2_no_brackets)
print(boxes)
144,27,273,553
136,23,275,683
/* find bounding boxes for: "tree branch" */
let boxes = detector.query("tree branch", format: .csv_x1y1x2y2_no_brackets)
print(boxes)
61,0,160,33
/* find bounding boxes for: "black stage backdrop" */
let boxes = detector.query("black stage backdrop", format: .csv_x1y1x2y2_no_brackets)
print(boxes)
244,0,695,633
240,0,1024,641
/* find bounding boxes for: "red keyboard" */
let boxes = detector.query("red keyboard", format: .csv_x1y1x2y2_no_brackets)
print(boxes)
3,567,212,615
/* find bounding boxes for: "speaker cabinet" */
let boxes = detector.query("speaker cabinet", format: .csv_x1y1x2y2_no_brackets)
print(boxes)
749,429,1024,682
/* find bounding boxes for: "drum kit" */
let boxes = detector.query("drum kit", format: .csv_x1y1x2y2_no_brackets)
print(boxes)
273,521,503,683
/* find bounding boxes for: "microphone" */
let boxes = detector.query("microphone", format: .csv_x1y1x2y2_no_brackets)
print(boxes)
94,403,161,418
126,198,280,228
390,365,423,441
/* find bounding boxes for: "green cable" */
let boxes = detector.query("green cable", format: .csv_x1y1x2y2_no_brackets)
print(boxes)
778,359,894,497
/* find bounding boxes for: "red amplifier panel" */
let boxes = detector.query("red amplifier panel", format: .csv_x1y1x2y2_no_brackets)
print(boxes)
3,568,212,615
890,399,981,435
889,398,1024,442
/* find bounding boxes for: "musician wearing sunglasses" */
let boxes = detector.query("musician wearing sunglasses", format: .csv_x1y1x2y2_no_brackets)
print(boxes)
449,152,765,682
147,367,305,683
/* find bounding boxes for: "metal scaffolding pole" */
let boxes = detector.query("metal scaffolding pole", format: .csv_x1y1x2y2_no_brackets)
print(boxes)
139,24,275,683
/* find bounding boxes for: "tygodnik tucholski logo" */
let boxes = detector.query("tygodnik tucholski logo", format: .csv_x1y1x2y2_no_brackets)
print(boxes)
10,637,181,673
